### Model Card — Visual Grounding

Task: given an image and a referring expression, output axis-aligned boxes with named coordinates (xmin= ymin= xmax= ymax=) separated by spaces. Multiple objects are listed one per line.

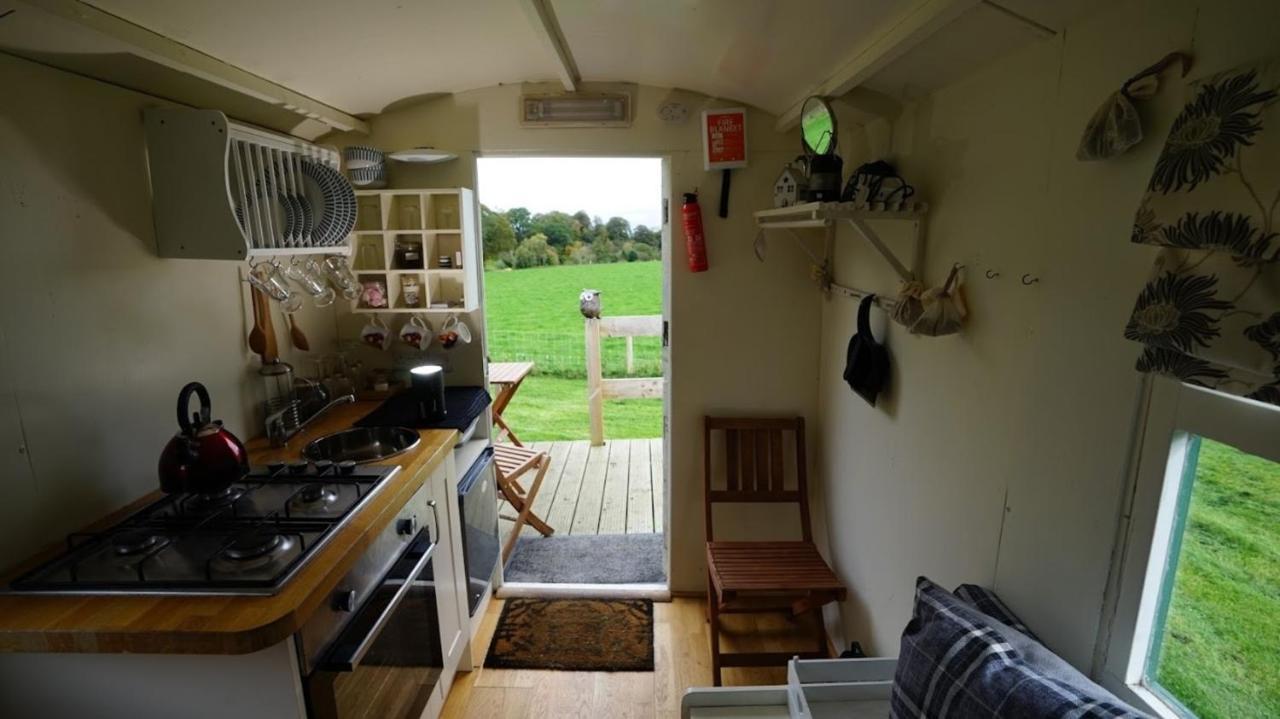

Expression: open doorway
xmin=477 ymin=156 xmax=667 ymax=593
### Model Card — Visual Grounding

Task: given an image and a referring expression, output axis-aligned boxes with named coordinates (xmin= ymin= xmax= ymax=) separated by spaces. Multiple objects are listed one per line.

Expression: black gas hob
xmin=7 ymin=462 xmax=397 ymax=595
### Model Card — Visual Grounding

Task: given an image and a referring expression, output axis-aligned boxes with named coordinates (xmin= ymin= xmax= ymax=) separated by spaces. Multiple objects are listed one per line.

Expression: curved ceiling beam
xmin=774 ymin=0 xmax=980 ymax=131
xmin=522 ymin=0 xmax=580 ymax=92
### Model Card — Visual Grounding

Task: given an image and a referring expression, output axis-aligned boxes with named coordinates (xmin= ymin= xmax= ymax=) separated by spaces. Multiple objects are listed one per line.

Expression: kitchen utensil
xmin=361 ymin=317 xmax=390 ymax=350
xmin=158 ymin=382 xmax=250 ymax=494
xmin=342 ymin=145 xmax=384 ymax=170
xmin=286 ymin=257 xmax=336 ymax=307
xmin=400 ymin=316 xmax=431 ymax=350
xmin=248 ymin=260 xmax=304 ymax=313
xmin=248 ymin=287 xmax=268 ymax=359
xmin=387 ymin=147 xmax=458 ymax=163
xmin=322 ymin=256 xmax=360 ymax=300
xmin=261 ymin=291 xmax=280 ymax=363
xmin=300 ymin=159 xmax=357 ymax=246
xmin=287 ymin=313 xmax=310 ymax=351
xmin=410 ymin=365 xmax=447 ymax=422
xmin=437 ymin=315 xmax=471 ymax=349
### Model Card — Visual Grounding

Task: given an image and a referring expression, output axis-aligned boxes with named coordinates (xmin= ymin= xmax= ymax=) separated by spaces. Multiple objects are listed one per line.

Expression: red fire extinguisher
xmin=682 ymin=192 xmax=708 ymax=273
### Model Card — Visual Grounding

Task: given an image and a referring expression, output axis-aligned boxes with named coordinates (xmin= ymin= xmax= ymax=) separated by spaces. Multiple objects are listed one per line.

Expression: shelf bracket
xmin=844 ymin=217 xmax=915 ymax=282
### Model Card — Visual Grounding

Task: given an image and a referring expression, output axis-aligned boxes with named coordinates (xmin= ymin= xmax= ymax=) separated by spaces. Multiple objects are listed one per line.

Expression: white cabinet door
xmin=425 ymin=455 xmax=468 ymax=711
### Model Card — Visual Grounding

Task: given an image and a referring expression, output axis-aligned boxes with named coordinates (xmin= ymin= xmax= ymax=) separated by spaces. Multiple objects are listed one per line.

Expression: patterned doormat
xmin=485 ymin=598 xmax=654 ymax=671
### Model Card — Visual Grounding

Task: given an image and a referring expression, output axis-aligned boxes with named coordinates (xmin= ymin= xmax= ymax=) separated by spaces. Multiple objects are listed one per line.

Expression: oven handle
xmin=324 ymin=500 xmax=439 ymax=672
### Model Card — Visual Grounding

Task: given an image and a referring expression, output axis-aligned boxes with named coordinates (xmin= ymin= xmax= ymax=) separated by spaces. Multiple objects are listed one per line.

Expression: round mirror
xmin=800 ymin=96 xmax=837 ymax=155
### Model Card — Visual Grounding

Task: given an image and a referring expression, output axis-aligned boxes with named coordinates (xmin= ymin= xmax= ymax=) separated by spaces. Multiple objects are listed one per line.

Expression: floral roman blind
xmin=1125 ymin=60 xmax=1280 ymax=406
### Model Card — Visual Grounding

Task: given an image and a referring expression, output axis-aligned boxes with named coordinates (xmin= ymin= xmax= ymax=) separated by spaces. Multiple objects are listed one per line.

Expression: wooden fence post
xmin=585 ymin=317 xmax=605 ymax=446
xmin=625 ymin=336 xmax=635 ymax=375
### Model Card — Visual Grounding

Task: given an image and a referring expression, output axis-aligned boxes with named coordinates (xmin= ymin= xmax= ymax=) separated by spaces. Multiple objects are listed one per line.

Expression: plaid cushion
xmin=954 ymin=584 xmax=1040 ymax=641
xmin=892 ymin=577 xmax=1147 ymax=718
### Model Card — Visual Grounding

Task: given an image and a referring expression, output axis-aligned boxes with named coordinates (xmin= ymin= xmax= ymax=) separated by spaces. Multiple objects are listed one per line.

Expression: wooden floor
xmin=442 ymin=597 xmax=813 ymax=719
xmin=500 ymin=438 xmax=663 ymax=543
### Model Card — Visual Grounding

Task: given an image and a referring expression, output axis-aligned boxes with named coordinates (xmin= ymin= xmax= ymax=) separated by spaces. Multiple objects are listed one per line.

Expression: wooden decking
xmin=499 ymin=438 xmax=663 ymax=541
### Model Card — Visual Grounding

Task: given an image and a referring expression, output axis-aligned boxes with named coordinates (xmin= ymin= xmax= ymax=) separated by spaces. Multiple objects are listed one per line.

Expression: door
xmin=425 ymin=456 xmax=468 ymax=709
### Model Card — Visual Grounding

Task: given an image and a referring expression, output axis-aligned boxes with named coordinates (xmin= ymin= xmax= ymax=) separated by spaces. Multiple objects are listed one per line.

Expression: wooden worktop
xmin=0 ymin=402 xmax=458 ymax=655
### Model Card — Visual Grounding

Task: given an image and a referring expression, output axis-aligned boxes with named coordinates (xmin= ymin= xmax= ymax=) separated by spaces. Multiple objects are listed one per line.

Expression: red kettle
xmin=158 ymin=382 xmax=249 ymax=494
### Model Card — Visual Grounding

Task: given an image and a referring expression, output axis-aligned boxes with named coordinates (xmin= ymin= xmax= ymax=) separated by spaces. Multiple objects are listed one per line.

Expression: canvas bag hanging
xmin=911 ymin=264 xmax=966 ymax=337
xmin=890 ymin=280 xmax=926 ymax=328
xmin=1077 ymin=52 xmax=1192 ymax=161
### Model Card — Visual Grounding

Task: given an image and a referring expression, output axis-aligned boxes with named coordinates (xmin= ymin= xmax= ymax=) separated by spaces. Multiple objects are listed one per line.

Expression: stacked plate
xmin=300 ymin=159 xmax=358 ymax=245
xmin=343 ymin=145 xmax=388 ymax=189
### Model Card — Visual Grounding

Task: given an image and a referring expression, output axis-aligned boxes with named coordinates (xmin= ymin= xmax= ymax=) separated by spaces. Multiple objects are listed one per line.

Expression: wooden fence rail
xmin=585 ymin=315 xmax=663 ymax=446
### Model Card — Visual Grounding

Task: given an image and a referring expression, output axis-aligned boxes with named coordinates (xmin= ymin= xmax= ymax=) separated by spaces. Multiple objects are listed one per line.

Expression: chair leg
xmin=813 ymin=608 xmax=829 ymax=658
xmin=708 ymin=572 xmax=722 ymax=687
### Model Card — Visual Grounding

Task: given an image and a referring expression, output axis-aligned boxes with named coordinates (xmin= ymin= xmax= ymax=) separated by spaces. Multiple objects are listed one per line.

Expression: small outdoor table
xmin=488 ymin=361 xmax=535 ymax=447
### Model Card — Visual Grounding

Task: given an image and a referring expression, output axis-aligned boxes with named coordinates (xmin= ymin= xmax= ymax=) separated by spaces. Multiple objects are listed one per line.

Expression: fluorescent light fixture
xmin=521 ymin=93 xmax=631 ymax=127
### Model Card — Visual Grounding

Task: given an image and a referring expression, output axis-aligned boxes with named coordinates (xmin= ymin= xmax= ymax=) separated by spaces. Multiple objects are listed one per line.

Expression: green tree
xmin=512 ymin=233 xmax=559 ymax=268
xmin=622 ymin=241 xmax=658 ymax=262
xmin=632 ymin=224 xmax=659 ymax=248
xmin=605 ymin=216 xmax=632 ymax=244
xmin=529 ymin=211 xmax=577 ymax=249
xmin=480 ymin=204 xmax=516 ymax=266
xmin=564 ymin=241 xmax=596 ymax=264
xmin=505 ymin=207 xmax=532 ymax=240
xmin=572 ymin=211 xmax=593 ymax=236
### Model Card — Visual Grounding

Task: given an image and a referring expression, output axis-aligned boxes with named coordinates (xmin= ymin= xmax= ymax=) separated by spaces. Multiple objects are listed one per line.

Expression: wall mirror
xmin=800 ymin=96 xmax=837 ymax=155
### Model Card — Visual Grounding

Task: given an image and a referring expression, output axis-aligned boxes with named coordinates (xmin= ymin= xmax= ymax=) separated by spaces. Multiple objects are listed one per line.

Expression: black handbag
xmin=843 ymin=295 xmax=890 ymax=406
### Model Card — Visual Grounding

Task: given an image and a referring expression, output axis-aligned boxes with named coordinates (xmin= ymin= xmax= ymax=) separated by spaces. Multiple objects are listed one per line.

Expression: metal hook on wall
xmin=1021 ymin=273 xmax=1040 ymax=286
xmin=985 ymin=269 xmax=1000 ymax=280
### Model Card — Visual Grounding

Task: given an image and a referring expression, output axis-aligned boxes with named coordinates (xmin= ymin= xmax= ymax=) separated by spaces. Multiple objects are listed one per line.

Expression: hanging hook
xmin=985 ymin=269 xmax=1000 ymax=279
xmin=1021 ymin=274 xmax=1040 ymax=286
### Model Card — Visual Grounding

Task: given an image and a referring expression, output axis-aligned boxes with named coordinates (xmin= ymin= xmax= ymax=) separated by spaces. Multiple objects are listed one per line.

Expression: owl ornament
xmin=579 ymin=289 xmax=602 ymax=319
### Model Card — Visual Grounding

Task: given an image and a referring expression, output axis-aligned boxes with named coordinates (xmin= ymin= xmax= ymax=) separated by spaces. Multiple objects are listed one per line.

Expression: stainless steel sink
xmin=301 ymin=426 xmax=421 ymax=464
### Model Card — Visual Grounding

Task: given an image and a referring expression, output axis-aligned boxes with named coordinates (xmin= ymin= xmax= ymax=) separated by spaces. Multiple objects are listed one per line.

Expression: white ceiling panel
xmin=85 ymin=0 xmax=562 ymax=115
xmin=553 ymin=0 xmax=905 ymax=115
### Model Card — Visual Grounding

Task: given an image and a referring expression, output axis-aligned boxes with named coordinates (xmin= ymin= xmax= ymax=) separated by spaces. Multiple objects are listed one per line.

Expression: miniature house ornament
xmin=773 ymin=166 xmax=807 ymax=208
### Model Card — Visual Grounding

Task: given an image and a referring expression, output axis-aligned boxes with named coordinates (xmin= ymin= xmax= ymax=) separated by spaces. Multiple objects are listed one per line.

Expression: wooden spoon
xmin=287 ymin=313 xmax=310 ymax=352
xmin=261 ymin=293 xmax=280 ymax=364
xmin=248 ymin=287 xmax=267 ymax=359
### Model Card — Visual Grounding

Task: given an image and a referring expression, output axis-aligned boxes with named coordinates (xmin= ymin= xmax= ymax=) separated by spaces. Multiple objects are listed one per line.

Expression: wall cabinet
xmin=350 ymin=189 xmax=481 ymax=314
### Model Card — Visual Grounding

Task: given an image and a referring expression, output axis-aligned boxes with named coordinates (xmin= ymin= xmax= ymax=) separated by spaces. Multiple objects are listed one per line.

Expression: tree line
xmin=481 ymin=205 xmax=660 ymax=269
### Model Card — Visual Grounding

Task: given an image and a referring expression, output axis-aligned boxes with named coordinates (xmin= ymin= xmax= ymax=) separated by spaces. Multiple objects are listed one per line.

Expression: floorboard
xmin=651 ymin=439 xmax=664 ymax=533
xmin=597 ymin=440 xmax=631 ymax=534
xmin=569 ymin=443 xmax=610 ymax=535
xmin=442 ymin=596 xmax=798 ymax=719
xmin=627 ymin=439 xmax=654 ymax=534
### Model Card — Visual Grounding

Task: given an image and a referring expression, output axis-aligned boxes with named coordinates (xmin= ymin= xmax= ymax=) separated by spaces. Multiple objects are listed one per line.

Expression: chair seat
xmin=493 ymin=443 xmax=542 ymax=475
xmin=707 ymin=541 xmax=846 ymax=596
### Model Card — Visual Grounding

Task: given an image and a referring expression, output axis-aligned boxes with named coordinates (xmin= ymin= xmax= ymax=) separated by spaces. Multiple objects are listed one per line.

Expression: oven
xmin=305 ymin=493 xmax=444 ymax=719
xmin=456 ymin=447 xmax=497 ymax=616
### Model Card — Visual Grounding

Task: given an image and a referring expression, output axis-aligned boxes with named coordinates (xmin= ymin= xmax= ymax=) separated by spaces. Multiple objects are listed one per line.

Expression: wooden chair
xmin=493 ymin=444 xmax=555 ymax=563
xmin=703 ymin=416 xmax=846 ymax=686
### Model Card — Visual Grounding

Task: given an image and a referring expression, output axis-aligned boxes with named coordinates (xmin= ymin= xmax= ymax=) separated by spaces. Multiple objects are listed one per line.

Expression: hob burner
xmin=181 ymin=486 xmax=245 ymax=514
xmin=111 ymin=531 xmax=166 ymax=557
xmin=293 ymin=484 xmax=340 ymax=508
xmin=223 ymin=532 xmax=285 ymax=562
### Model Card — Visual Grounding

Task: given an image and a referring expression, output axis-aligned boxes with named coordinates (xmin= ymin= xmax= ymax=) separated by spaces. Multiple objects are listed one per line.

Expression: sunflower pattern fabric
xmin=1126 ymin=60 xmax=1280 ymax=406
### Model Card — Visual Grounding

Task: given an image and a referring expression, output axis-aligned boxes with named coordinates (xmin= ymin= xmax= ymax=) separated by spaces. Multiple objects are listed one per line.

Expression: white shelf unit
xmin=350 ymin=188 xmax=481 ymax=314
xmin=755 ymin=201 xmax=928 ymax=309
xmin=143 ymin=108 xmax=353 ymax=260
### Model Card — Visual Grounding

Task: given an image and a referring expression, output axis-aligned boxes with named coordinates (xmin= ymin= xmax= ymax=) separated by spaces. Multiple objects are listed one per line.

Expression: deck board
xmin=499 ymin=438 xmax=663 ymax=543
xmin=626 ymin=440 xmax=653 ymax=533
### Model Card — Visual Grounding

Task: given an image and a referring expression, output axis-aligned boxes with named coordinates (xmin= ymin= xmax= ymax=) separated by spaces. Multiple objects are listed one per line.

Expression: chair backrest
xmin=703 ymin=416 xmax=811 ymax=543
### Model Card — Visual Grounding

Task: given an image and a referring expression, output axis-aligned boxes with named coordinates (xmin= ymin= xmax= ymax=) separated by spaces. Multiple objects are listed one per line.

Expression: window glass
xmin=1145 ymin=436 xmax=1280 ymax=718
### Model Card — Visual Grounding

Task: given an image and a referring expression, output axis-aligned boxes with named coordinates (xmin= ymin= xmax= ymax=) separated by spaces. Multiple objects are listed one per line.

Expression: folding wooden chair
xmin=493 ymin=444 xmax=555 ymax=563
xmin=703 ymin=416 xmax=846 ymax=686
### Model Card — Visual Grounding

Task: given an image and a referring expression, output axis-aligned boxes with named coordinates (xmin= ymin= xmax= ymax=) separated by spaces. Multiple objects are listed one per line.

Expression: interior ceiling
xmin=78 ymin=0 xmax=1105 ymax=121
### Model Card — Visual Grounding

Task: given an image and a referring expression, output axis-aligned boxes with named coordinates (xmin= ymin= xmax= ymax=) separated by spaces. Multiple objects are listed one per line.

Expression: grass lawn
xmin=1153 ymin=437 xmax=1280 ymax=718
xmin=485 ymin=262 xmax=663 ymax=441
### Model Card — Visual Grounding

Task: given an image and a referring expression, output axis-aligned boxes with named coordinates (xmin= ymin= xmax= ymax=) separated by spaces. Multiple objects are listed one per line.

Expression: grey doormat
xmin=504 ymin=533 xmax=666 ymax=584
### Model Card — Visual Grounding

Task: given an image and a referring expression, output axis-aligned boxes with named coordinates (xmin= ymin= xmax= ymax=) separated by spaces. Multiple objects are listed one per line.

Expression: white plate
xmin=387 ymin=147 xmax=458 ymax=164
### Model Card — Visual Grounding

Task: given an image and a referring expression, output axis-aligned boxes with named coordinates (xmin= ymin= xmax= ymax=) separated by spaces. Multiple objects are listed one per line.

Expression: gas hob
xmin=7 ymin=462 xmax=397 ymax=596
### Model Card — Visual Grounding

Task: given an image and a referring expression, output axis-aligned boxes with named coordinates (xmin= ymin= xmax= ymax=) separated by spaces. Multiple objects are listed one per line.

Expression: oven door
xmin=457 ymin=447 xmax=498 ymax=615
xmin=307 ymin=523 xmax=443 ymax=719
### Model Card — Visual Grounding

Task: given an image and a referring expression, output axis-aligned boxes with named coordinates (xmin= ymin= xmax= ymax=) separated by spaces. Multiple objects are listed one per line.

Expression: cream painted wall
xmin=813 ymin=0 xmax=1280 ymax=669
xmin=324 ymin=83 xmax=823 ymax=591
xmin=0 ymin=53 xmax=336 ymax=570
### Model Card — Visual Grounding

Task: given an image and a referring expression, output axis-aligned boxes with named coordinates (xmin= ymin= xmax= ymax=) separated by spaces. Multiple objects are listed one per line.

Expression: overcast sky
xmin=477 ymin=157 xmax=663 ymax=229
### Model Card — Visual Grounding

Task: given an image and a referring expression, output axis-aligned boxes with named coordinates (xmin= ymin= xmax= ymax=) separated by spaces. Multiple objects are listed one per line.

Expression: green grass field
xmin=1153 ymin=437 xmax=1280 ymax=718
xmin=485 ymin=262 xmax=663 ymax=441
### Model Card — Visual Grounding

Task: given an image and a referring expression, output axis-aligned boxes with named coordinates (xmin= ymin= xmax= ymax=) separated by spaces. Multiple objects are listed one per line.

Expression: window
xmin=1101 ymin=380 xmax=1280 ymax=719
